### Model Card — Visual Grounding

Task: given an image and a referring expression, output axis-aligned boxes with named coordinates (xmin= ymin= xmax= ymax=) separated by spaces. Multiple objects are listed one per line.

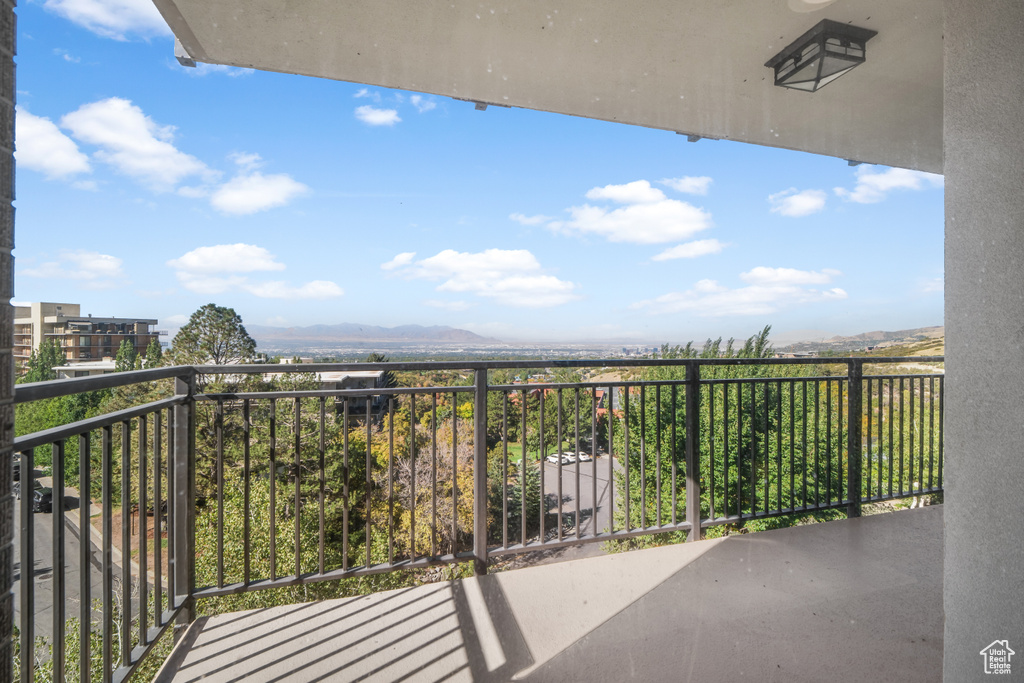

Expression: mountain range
xmin=247 ymin=323 xmax=501 ymax=344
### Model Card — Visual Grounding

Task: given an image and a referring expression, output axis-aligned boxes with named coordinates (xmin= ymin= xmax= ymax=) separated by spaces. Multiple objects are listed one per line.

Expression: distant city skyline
xmin=13 ymin=1 xmax=944 ymax=346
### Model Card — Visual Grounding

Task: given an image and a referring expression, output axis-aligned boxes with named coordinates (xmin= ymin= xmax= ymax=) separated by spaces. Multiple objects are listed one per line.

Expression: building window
xmin=79 ymin=336 xmax=91 ymax=347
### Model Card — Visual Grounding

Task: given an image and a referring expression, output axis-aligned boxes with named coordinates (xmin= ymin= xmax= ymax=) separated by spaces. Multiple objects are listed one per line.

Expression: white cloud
xmin=387 ymin=248 xmax=579 ymax=308
xmin=920 ymin=277 xmax=943 ymax=294
xmin=548 ymin=180 xmax=712 ymax=244
xmin=209 ymin=172 xmax=309 ymax=215
xmin=53 ymin=48 xmax=80 ymax=63
xmin=586 ymin=180 xmax=664 ymax=204
xmin=229 ymin=152 xmax=263 ymax=171
xmin=835 ymin=165 xmax=945 ymax=204
xmin=423 ymin=299 xmax=473 ymax=311
xmin=768 ymin=188 xmax=827 ymax=217
xmin=15 ymin=107 xmax=92 ymax=180
xmin=381 ymin=252 xmax=416 ymax=271
xmin=243 ymin=280 xmax=343 ymax=299
xmin=509 ymin=213 xmax=551 ymax=226
xmin=184 ymin=63 xmax=255 ymax=78
xmin=61 ymin=97 xmax=212 ymax=191
xmin=355 ymin=105 xmax=401 ymax=126
xmin=167 ymin=244 xmax=342 ymax=300
xmin=633 ymin=267 xmax=846 ymax=317
xmin=164 ymin=314 xmax=189 ymax=326
xmin=353 ymin=88 xmax=379 ymax=101
xmin=660 ymin=176 xmax=713 ymax=195
xmin=43 ymin=0 xmax=171 ymax=40
xmin=20 ymin=249 xmax=124 ymax=289
xmin=167 ymin=244 xmax=286 ymax=274
xmin=410 ymin=95 xmax=437 ymax=113
xmin=740 ymin=266 xmax=841 ymax=286
xmin=652 ymin=239 xmax=727 ymax=261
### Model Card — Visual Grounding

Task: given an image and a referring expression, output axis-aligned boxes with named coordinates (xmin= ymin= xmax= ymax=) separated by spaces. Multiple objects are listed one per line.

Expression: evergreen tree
xmin=114 ymin=339 xmax=137 ymax=372
xmin=169 ymin=303 xmax=257 ymax=367
xmin=21 ymin=338 xmax=65 ymax=384
xmin=144 ymin=337 xmax=163 ymax=367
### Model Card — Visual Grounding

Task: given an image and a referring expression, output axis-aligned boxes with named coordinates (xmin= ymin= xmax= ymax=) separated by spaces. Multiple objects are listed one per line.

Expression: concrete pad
xmin=160 ymin=506 xmax=942 ymax=682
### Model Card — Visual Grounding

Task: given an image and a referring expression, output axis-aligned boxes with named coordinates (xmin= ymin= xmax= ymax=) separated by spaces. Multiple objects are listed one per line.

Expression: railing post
xmin=172 ymin=371 xmax=196 ymax=635
xmin=685 ymin=362 xmax=701 ymax=541
xmin=847 ymin=360 xmax=863 ymax=518
xmin=473 ymin=368 xmax=488 ymax=575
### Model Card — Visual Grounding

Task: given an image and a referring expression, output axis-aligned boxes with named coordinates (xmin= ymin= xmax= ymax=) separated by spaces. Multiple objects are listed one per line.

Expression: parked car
xmin=545 ymin=453 xmax=575 ymax=465
xmin=14 ymin=482 xmax=53 ymax=513
xmin=577 ymin=451 xmax=593 ymax=462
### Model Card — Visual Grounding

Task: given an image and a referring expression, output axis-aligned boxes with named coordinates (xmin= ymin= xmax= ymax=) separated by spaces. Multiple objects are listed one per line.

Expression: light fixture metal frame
xmin=765 ymin=19 xmax=877 ymax=92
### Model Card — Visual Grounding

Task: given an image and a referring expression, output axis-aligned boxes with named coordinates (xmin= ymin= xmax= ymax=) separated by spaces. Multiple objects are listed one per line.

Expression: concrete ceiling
xmin=153 ymin=0 xmax=942 ymax=173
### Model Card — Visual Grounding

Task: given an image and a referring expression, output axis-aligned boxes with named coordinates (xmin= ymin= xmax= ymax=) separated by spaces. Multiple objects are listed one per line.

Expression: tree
xmin=22 ymin=338 xmax=66 ymax=384
xmin=114 ymin=339 xmax=137 ymax=372
xmin=144 ymin=337 xmax=163 ymax=367
xmin=169 ymin=304 xmax=257 ymax=366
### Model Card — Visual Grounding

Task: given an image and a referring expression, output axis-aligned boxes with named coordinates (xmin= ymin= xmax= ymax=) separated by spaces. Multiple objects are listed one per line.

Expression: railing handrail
xmin=13 ymin=355 xmax=944 ymax=404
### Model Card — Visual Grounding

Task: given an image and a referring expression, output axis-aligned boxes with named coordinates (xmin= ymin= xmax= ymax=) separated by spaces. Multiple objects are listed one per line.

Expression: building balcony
xmin=12 ymin=357 xmax=944 ymax=682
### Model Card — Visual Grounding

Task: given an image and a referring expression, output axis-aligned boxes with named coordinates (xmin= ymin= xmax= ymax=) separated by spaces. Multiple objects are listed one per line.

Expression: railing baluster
xmin=19 ymin=448 xmax=34 ymax=683
xmin=684 ymin=363 xmax=700 ymax=540
xmin=101 ymin=427 xmax=112 ymax=682
xmin=216 ymin=400 xmax=224 ymax=588
xmin=707 ymin=384 xmax=714 ymax=522
xmin=638 ymin=384 xmax=645 ymax=530
xmin=928 ymin=377 xmax=935 ymax=490
xmin=623 ymin=387 xmax=630 ymax=531
xmin=366 ymin=396 xmax=373 ymax=568
xmin=937 ymin=376 xmax=944 ymax=490
xmin=776 ymin=380 xmax=782 ymax=513
xmin=556 ymin=388 xmax=564 ymax=541
xmin=121 ymin=421 xmax=132 ymax=669
xmin=53 ymin=439 xmax=66 ymax=681
xmin=672 ymin=384 xmax=680 ymax=524
xmin=450 ymin=391 xmax=458 ymax=557
xmin=430 ymin=394 xmax=437 ymax=557
xmin=318 ymin=398 xmax=326 ymax=574
xmin=789 ymin=381 xmax=795 ymax=512
xmin=574 ymin=387 xmax=581 ymax=540
xmin=590 ymin=387 xmax=598 ymax=538
xmin=295 ymin=398 xmax=302 ymax=578
xmin=154 ymin=412 xmax=163 ymax=625
xmin=270 ymin=398 xmax=277 ymax=581
xmin=342 ymin=398 xmax=350 ymax=570
xmin=388 ymin=396 xmax=395 ymax=566
xmin=607 ymin=386 xmax=615 ymax=534
xmin=473 ymin=370 xmax=488 ymax=574
xmin=654 ymin=385 xmax=661 ymax=528
xmin=409 ymin=394 xmax=416 ymax=561
xmin=847 ymin=363 xmax=863 ymax=517
xmin=243 ymin=400 xmax=250 ymax=586
xmin=502 ymin=391 xmax=509 ymax=549
xmin=80 ymin=433 xmax=92 ymax=683
xmin=539 ymin=391 xmax=546 ymax=540
xmin=522 ymin=389 xmax=529 ymax=545
xmin=139 ymin=415 xmax=148 ymax=647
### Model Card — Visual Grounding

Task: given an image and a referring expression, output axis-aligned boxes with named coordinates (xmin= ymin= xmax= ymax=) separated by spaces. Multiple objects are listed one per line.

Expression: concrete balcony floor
xmin=158 ymin=506 xmax=942 ymax=682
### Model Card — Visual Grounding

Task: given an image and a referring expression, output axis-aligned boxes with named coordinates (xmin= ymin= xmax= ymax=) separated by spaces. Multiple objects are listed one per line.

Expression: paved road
xmin=13 ymin=488 xmax=114 ymax=646
xmin=541 ymin=455 xmax=621 ymax=536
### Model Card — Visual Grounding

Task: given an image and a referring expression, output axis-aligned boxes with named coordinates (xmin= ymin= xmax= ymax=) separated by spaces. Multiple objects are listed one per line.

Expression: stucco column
xmin=0 ymin=0 xmax=13 ymax=680
xmin=944 ymin=2 xmax=1024 ymax=681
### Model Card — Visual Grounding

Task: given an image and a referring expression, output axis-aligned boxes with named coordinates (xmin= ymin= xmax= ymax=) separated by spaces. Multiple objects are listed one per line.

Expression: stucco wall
xmin=0 ymin=0 xmax=13 ymax=679
xmin=944 ymin=2 xmax=1024 ymax=680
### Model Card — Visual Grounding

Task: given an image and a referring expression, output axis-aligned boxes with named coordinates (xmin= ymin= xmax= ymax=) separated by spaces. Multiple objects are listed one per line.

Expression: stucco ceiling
xmin=153 ymin=0 xmax=942 ymax=173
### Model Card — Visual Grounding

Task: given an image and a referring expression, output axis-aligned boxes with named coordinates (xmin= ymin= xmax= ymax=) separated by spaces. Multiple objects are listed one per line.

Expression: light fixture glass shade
xmin=765 ymin=19 xmax=877 ymax=92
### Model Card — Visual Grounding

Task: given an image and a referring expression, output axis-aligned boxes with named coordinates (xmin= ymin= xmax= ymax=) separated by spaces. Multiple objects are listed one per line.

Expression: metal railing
xmin=11 ymin=356 xmax=943 ymax=682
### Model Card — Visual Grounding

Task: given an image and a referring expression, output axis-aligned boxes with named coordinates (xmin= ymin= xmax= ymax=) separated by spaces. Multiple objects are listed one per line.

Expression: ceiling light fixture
xmin=765 ymin=19 xmax=877 ymax=92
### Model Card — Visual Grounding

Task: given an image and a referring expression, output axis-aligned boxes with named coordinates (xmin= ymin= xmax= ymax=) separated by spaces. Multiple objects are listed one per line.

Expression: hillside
xmin=779 ymin=326 xmax=944 ymax=355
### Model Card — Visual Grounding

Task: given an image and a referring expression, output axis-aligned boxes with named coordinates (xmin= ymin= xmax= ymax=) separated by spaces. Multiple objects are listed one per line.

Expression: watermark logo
xmin=980 ymin=640 xmax=1015 ymax=675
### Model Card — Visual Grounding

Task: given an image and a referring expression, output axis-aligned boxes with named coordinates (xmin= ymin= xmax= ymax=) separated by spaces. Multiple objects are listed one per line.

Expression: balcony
xmin=12 ymin=357 xmax=944 ymax=682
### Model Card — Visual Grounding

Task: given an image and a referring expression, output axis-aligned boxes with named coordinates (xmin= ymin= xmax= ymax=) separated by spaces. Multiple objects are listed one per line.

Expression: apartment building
xmin=13 ymin=302 xmax=163 ymax=368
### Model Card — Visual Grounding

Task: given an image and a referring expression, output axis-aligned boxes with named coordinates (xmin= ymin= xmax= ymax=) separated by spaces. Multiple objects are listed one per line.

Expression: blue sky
xmin=12 ymin=0 xmax=945 ymax=345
